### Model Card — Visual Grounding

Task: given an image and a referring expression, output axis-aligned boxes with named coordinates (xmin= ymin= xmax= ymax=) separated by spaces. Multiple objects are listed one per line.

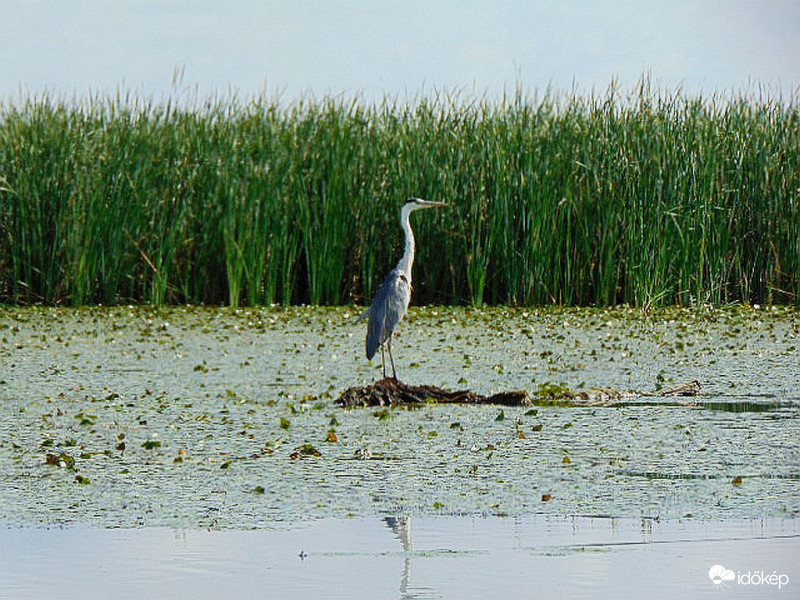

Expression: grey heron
xmin=364 ymin=197 xmax=446 ymax=380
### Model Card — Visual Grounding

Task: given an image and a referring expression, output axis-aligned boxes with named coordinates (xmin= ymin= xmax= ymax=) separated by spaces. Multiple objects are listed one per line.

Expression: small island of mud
xmin=336 ymin=378 xmax=701 ymax=408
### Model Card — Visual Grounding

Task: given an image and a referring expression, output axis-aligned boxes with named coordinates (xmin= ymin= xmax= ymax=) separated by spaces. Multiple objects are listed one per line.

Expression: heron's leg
xmin=380 ymin=344 xmax=387 ymax=379
xmin=388 ymin=336 xmax=397 ymax=380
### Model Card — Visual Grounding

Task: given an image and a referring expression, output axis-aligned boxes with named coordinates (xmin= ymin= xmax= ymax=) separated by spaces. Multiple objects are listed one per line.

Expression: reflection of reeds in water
xmin=2 ymin=82 xmax=797 ymax=306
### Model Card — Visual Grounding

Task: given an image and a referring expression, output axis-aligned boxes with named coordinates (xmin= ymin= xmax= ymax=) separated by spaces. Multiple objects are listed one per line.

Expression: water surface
xmin=1 ymin=515 xmax=798 ymax=600
xmin=0 ymin=306 xmax=798 ymax=597
xmin=1 ymin=306 xmax=797 ymax=525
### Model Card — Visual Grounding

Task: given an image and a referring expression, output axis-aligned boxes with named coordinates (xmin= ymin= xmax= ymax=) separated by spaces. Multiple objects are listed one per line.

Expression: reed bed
xmin=1 ymin=84 xmax=798 ymax=307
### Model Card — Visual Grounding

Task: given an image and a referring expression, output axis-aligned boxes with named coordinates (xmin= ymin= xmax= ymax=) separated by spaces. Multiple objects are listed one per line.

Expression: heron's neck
xmin=396 ymin=208 xmax=415 ymax=281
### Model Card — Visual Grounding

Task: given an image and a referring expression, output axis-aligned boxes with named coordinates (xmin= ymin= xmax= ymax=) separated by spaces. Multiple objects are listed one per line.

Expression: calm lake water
xmin=1 ymin=516 xmax=798 ymax=599
xmin=1 ymin=305 xmax=798 ymax=597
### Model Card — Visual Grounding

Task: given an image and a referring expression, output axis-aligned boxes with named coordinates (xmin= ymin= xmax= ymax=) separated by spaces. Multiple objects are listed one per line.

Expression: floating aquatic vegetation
xmin=290 ymin=444 xmax=322 ymax=459
xmin=45 ymin=453 xmax=75 ymax=470
xmin=0 ymin=305 xmax=797 ymax=528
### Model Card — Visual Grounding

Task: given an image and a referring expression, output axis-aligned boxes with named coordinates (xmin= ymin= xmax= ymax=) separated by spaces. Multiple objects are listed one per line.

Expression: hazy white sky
xmin=2 ymin=1 xmax=799 ymax=103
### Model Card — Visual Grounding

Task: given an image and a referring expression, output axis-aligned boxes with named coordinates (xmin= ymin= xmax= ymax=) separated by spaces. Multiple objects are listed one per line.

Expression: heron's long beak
xmin=421 ymin=200 xmax=447 ymax=208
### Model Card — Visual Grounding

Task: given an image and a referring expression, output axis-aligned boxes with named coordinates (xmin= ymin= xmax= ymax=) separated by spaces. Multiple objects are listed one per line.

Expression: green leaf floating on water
xmin=45 ymin=452 xmax=76 ymax=470
xmin=291 ymin=444 xmax=322 ymax=459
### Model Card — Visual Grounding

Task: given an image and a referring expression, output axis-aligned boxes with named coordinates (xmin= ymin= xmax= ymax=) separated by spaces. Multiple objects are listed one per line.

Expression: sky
xmin=2 ymin=0 xmax=799 ymax=104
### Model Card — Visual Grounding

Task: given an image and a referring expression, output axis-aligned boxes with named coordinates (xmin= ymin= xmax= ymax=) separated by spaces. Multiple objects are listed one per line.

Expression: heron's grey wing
xmin=366 ymin=269 xmax=411 ymax=360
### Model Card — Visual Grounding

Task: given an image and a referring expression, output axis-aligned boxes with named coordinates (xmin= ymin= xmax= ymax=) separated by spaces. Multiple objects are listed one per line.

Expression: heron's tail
xmin=365 ymin=312 xmax=384 ymax=360
xmin=366 ymin=329 xmax=380 ymax=360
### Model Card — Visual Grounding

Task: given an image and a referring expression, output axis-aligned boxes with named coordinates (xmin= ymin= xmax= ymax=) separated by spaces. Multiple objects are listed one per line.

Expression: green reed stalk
xmin=0 ymin=83 xmax=797 ymax=307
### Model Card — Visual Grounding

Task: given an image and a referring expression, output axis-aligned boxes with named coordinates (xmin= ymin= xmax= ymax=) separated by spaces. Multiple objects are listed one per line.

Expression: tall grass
xmin=1 ymin=83 xmax=798 ymax=307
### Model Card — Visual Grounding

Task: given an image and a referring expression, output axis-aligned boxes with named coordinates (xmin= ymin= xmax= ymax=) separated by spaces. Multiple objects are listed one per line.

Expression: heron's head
xmin=404 ymin=197 xmax=447 ymax=212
